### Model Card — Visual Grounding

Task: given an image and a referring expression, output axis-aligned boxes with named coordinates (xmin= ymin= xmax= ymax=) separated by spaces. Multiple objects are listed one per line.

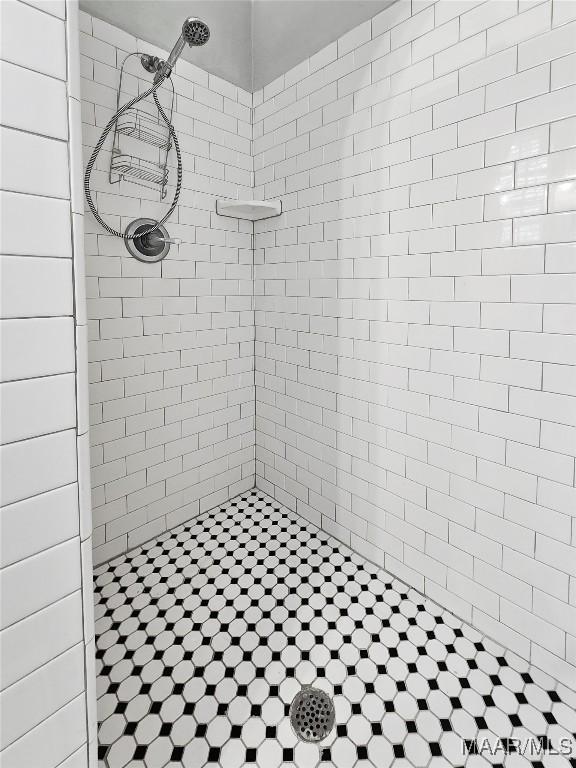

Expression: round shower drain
xmin=290 ymin=687 xmax=335 ymax=743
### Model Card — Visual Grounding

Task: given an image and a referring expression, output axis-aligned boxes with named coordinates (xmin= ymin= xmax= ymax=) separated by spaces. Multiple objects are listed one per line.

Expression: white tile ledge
xmin=216 ymin=199 xmax=282 ymax=220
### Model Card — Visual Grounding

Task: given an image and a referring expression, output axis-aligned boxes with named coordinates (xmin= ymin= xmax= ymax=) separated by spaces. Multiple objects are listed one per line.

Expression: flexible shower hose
xmin=84 ymin=77 xmax=182 ymax=240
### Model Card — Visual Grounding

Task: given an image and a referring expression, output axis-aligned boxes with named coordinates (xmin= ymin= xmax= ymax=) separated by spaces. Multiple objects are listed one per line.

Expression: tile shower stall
xmin=1 ymin=0 xmax=576 ymax=767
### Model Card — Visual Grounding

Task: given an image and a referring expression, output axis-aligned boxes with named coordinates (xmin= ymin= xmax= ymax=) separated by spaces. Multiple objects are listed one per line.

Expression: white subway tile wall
xmin=79 ymin=14 xmax=255 ymax=565
xmin=2 ymin=0 xmax=575 ymax=760
xmin=0 ymin=0 xmax=94 ymax=765
xmin=253 ymin=0 xmax=576 ymax=684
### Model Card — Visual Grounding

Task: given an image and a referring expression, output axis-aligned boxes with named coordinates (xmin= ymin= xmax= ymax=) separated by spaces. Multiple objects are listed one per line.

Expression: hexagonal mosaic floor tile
xmin=95 ymin=490 xmax=576 ymax=767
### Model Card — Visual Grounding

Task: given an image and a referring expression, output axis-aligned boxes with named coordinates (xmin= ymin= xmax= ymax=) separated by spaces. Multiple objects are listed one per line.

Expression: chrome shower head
xmin=154 ymin=16 xmax=210 ymax=81
xmin=182 ymin=17 xmax=210 ymax=46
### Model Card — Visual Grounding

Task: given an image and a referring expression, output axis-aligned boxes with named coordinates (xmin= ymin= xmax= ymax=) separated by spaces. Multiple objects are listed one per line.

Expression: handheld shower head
xmin=154 ymin=17 xmax=210 ymax=81
xmin=182 ymin=17 xmax=210 ymax=46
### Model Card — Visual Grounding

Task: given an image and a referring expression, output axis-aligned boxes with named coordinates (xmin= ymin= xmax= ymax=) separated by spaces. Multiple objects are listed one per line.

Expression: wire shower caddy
xmin=108 ymin=52 xmax=175 ymax=199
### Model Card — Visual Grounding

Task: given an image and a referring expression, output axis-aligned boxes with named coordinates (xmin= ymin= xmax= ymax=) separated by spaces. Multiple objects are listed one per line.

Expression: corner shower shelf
xmin=216 ymin=199 xmax=282 ymax=221
xmin=110 ymin=153 xmax=168 ymax=188
xmin=115 ymin=107 xmax=172 ymax=150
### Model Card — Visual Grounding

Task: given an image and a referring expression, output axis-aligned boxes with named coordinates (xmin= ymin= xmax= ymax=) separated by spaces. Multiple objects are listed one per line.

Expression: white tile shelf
xmin=216 ymin=199 xmax=282 ymax=221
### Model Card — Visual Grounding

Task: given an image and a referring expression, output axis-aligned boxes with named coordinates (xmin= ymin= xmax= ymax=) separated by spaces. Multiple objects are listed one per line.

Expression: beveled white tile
xmin=0 ymin=429 xmax=77 ymax=507
xmin=517 ymin=148 xmax=576 ymax=188
xmin=0 ymin=0 xmax=66 ymax=79
xmin=0 ymin=373 xmax=76 ymax=444
xmin=0 ymin=61 xmax=68 ymax=139
xmin=487 ymin=63 xmax=550 ymax=112
xmin=459 ymin=47 xmax=517 ymax=93
xmin=487 ymin=2 xmax=551 ymax=55
xmin=0 ymin=191 xmax=72 ymax=258
xmin=21 ymin=0 xmax=65 ymax=17
xmin=485 ymin=125 xmax=549 ymax=166
xmin=0 ymin=484 xmax=79 ymax=569
xmin=0 ymin=643 xmax=85 ymax=749
xmin=484 ymin=186 xmax=548 ymax=220
xmin=551 ymin=117 xmax=576 ymax=152
xmin=0 ymin=694 xmax=87 ymax=768
xmin=518 ymin=18 xmax=576 ymax=69
xmin=0 ymin=256 xmax=73 ymax=319
xmin=549 ymin=179 xmax=576 ymax=212
xmin=0 ymin=537 xmax=81 ymax=628
xmin=517 ymin=84 xmax=576 ymax=129
xmin=514 ymin=211 xmax=576 ymax=245
xmin=0 ymin=317 xmax=75 ymax=382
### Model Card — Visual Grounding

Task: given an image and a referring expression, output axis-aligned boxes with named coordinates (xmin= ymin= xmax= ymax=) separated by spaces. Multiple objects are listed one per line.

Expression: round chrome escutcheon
xmin=124 ymin=218 xmax=172 ymax=263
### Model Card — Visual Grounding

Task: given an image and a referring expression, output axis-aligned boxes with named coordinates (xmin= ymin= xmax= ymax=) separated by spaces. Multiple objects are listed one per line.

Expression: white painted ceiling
xmin=79 ymin=0 xmax=396 ymax=92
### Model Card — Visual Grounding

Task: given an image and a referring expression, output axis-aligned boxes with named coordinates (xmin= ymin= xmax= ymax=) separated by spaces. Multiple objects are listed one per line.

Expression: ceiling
xmin=79 ymin=0 xmax=395 ymax=92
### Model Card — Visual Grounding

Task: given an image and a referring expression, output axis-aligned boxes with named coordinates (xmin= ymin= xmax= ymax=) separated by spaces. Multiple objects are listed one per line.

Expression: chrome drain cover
xmin=290 ymin=687 xmax=335 ymax=743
